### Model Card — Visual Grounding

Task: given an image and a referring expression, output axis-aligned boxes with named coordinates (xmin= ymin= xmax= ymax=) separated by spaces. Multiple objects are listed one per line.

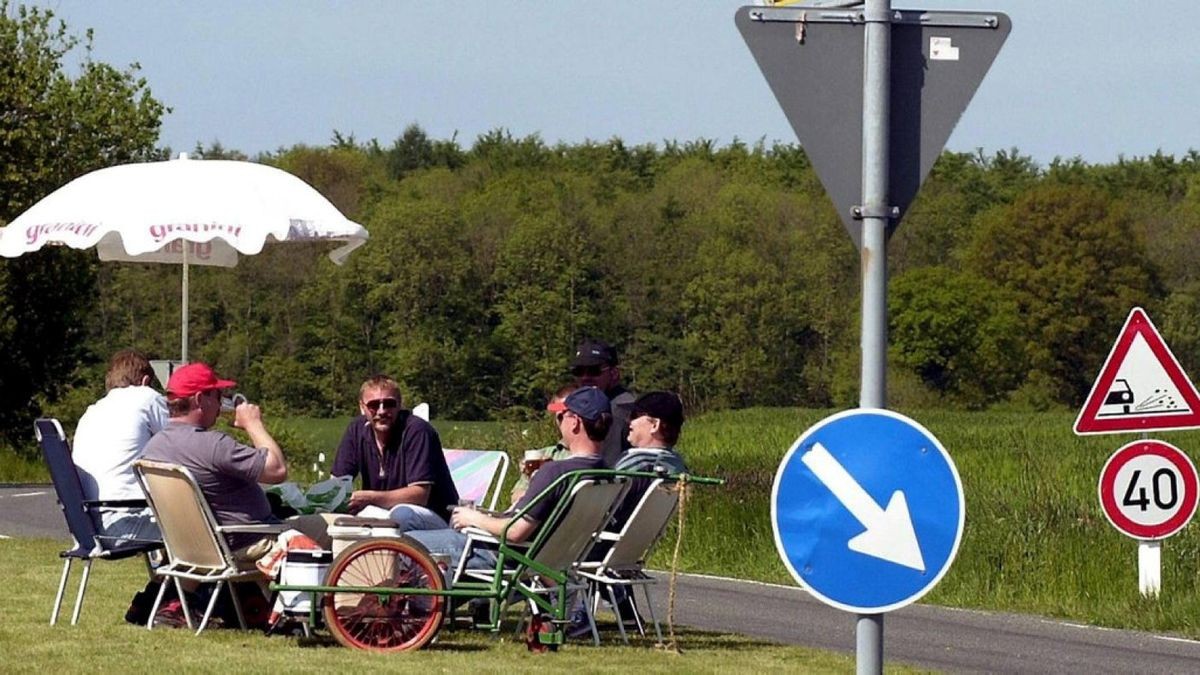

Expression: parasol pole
xmin=178 ymin=151 xmax=190 ymax=362
xmin=182 ymin=244 xmax=189 ymax=362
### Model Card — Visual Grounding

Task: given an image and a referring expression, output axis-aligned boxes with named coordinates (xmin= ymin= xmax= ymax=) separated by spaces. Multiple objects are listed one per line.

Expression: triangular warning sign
xmin=1074 ymin=307 xmax=1200 ymax=435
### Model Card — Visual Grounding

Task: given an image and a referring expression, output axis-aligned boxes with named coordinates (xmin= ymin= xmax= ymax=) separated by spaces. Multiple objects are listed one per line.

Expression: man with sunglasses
xmin=569 ymin=339 xmax=636 ymax=467
xmin=330 ymin=375 xmax=459 ymax=530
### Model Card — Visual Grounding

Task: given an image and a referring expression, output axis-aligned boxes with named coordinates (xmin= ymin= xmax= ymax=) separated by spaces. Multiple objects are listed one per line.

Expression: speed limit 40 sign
xmin=1098 ymin=440 xmax=1199 ymax=540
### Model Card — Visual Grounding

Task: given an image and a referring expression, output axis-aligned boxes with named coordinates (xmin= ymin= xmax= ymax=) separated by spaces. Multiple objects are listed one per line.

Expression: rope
xmin=660 ymin=474 xmax=690 ymax=654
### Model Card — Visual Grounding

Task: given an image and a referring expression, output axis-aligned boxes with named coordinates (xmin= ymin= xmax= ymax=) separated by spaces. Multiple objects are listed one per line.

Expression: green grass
xmin=0 ymin=538 xmax=901 ymax=673
xmin=10 ymin=407 xmax=1200 ymax=638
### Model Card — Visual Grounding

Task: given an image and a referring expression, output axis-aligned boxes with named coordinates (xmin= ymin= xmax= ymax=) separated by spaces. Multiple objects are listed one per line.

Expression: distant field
xmin=8 ymin=407 xmax=1200 ymax=637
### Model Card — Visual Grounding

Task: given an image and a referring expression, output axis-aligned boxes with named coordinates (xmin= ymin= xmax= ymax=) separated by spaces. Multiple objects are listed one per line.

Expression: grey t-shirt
xmin=142 ymin=421 xmax=272 ymax=528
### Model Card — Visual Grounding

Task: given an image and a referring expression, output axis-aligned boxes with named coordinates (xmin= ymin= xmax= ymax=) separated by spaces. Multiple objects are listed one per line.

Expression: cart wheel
xmin=525 ymin=613 xmax=561 ymax=653
xmin=322 ymin=538 xmax=445 ymax=652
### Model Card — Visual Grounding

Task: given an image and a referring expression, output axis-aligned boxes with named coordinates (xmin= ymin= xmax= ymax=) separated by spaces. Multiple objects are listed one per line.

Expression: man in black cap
xmin=569 ymin=339 xmax=636 ymax=467
xmin=615 ymin=391 xmax=688 ymax=477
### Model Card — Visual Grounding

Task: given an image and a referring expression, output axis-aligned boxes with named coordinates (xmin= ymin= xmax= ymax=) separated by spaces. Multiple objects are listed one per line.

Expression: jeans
xmin=406 ymin=528 xmax=498 ymax=571
xmin=98 ymin=508 xmax=161 ymax=549
xmin=356 ymin=503 xmax=449 ymax=531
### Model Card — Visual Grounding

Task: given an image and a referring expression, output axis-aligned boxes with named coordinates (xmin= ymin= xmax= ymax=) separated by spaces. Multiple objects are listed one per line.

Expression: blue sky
xmin=21 ymin=1 xmax=1200 ymax=165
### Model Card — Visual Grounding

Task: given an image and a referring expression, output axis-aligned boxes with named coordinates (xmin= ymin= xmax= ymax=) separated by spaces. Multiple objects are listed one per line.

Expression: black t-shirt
xmin=509 ymin=453 xmax=605 ymax=528
xmin=330 ymin=412 xmax=460 ymax=521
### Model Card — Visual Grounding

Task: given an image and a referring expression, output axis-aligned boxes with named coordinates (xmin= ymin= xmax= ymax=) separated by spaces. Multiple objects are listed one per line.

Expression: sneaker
xmin=565 ymin=607 xmax=593 ymax=640
xmin=468 ymin=598 xmax=492 ymax=627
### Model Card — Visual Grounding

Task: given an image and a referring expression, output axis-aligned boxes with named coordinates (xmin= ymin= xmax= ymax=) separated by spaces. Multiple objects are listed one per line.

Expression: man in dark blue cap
xmin=407 ymin=386 xmax=612 ymax=569
xmin=570 ymin=339 xmax=636 ymax=467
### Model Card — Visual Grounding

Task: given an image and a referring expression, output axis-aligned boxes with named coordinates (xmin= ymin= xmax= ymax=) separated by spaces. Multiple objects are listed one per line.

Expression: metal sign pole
xmin=858 ymin=0 xmax=891 ymax=673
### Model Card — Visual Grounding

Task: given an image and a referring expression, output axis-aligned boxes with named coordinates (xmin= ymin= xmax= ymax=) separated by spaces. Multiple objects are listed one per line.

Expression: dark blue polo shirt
xmin=331 ymin=412 xmax=459 ymax=521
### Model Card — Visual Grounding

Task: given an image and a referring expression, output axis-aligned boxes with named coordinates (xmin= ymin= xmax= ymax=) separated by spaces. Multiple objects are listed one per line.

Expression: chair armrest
xmin=596 ymin=531 xmax=619 ymax=542
xmin=460 ymin=526 xmax=500 ymax=544
xmin=85 ymin=498 xmax=149 ymax=509
xmin=331 ymin=516 xmax=396 ymax=528
xmin=217 ymin=523 xmax=289 ymax=534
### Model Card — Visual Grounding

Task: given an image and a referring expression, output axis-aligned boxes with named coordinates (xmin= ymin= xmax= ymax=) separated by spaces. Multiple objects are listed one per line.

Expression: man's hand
xmin=347 ymin=490 xmax=378 ymax=513
xmin=450 ymin=506 xmax=482 ymax=531
xmin=234 ymin=401 xmax=287 ymax=484
xmin=233 ymin=402 xmax=264 ymax=431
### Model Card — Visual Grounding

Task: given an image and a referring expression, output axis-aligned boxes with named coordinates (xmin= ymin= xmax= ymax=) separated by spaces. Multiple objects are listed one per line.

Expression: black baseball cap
xmin=630 ymin=391 xmax=685 ymax=429
xmin=569 ymin=339 xmax=618 ymax=368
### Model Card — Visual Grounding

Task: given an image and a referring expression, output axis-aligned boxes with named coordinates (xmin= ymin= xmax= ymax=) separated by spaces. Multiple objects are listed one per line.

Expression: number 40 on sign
xmin=1097 ymin=439 xmax=1199 ymax=596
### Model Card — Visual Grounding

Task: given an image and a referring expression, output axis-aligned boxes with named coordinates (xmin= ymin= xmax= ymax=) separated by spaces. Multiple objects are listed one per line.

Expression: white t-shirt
xmin=73 ymin=385 xmax=169 ymax=504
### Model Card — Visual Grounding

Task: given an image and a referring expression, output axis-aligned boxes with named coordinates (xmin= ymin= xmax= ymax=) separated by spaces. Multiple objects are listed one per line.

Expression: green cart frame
xmin=272 ymin=469 xmax=720 ymax=652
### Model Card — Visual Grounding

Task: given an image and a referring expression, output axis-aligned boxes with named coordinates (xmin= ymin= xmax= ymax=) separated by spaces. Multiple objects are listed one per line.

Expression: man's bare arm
xmin=451 ymin=508 xmax=536 ymax=544
xmin=235 ymin=403 xmax=287 ymax=483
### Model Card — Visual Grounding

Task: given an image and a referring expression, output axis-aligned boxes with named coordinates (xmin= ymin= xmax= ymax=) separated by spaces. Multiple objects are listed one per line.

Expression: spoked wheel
xmin=322 ymin=538 xmax=445 ymax=652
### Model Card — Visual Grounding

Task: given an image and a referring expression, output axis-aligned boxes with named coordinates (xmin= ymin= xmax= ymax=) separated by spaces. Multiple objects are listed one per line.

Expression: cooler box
xmin=328 ymin=517 xmax=403 ymax=557
xmin=278 ymin=549 xmax=332 ymax=615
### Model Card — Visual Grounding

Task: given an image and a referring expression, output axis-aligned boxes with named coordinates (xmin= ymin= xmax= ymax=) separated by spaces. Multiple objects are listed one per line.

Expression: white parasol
xmin=0 ymin=154 xmax=369 ymax=360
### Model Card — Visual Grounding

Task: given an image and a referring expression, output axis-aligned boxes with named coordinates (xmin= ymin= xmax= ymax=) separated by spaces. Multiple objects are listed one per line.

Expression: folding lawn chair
xmin=36 ymin=418 xmax=163 ymax=626
xmin=452 ymin=472 xmax=628 ymax=647
xmin=133 ymin=459 xmax=287 ymax=634
xmin=578 ymin=477 xmax=680 ymax=644
xmin=443 ymin=448 xmax=510 ymax=511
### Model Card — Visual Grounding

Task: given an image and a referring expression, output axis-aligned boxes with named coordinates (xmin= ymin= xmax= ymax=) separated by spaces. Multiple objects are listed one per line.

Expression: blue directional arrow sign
xmin=772 ymin=409 xmax=964 ymax=614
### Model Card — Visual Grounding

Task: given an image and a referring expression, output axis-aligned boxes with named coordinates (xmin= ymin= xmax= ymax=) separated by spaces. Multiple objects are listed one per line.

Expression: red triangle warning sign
xmin=1075 ymin=307 xmax=1200 ymax=435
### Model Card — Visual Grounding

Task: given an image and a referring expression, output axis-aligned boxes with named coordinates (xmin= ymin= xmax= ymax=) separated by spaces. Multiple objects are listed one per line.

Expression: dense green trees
xmin=13 ymin=122 xmax=1200 ymax=440
xmin=0 ymin=2 xmax=164 ymax=443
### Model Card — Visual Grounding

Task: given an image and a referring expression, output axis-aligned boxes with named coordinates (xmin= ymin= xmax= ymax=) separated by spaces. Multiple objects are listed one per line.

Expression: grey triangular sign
xmin=736 ymin=6 xmax=1011 ymax=248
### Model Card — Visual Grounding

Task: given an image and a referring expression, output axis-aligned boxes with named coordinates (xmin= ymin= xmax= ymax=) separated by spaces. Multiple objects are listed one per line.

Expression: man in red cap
xmin=142 ymin=362 xmax=329 ymax=551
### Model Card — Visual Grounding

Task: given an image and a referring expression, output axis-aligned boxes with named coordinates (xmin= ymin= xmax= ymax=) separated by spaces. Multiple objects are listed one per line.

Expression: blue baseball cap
xmin=564 ymin=386 xmax=610 ymax=422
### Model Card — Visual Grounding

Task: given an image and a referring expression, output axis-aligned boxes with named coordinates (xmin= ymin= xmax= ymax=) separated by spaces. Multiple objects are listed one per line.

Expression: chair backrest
xmin=36 ymin=418 xmax=100 ymax=554
xmin=133 ymin=459 xmax=232 ymax=572
xmin=603 ymin=480 xmax=680 ymax=570
xmin=531 ymin=479 xmax=627 ymax=571
xmin=444 ymin=448 xmax=510 ymax=510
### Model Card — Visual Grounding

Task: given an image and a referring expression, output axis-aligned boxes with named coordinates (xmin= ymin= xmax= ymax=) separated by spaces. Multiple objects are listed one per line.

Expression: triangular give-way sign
xmin=736 ymin=6 xmax=1011 ymax=248
xmin=1074 ymin=307 xmax=1200 ymax=435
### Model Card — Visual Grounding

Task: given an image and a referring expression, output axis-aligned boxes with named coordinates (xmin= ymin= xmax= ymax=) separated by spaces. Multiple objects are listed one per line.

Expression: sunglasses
xmin=571 ymin=365 xmax=609 ymax=377
xmin=364 ymin=398 xmax=399 ymax=412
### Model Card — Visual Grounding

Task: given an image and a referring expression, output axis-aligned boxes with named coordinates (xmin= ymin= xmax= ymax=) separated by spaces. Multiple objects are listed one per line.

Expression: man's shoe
xmin=469 ymin=598 xmax=492 ymax=627
xmin=565 ymin=606 xmax=593 ymax=640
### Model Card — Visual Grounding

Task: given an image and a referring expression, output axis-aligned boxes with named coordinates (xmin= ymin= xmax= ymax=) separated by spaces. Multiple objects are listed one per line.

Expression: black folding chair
xmin=36 ymin=418 xmax=162 ymax=625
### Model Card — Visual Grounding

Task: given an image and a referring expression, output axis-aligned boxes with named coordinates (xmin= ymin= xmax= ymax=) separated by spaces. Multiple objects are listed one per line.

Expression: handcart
xmin=272 ymin=469 xmax=721 ymax=652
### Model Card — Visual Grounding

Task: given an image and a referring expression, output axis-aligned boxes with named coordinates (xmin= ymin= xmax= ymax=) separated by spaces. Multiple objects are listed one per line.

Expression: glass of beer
xmin=522 ymin=449 xmax=547 ymax=476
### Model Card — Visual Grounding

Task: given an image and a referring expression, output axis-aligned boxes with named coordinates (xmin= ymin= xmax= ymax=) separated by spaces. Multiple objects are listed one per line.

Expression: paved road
xmin=7 ymin=486 xmax=1200 ymax=672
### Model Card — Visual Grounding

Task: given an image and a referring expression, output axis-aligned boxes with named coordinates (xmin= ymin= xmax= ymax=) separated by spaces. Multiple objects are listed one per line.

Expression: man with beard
xmin=331 ymin=375 xmax=459 ymax=530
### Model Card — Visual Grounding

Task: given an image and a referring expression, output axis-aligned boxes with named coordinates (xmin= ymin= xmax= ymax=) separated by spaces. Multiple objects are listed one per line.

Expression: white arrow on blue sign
xmin=772 ymin=408 xmax=965 ymax=614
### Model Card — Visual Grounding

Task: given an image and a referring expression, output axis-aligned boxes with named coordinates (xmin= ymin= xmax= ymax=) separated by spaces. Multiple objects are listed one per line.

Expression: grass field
xmin=0 ymin=539 xmax=901 ymax=673
xmin=8 ymin=407 xmax=1200 ymax=639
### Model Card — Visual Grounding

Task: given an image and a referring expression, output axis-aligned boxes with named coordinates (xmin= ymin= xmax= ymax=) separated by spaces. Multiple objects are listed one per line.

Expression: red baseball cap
xmin=546 ymin=399 xmax=567 ymax=413
xmin=166 ymin=363 xmax=236 ymax=400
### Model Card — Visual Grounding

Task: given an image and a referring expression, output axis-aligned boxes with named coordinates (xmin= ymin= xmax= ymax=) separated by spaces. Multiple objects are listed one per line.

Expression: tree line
xmin=3 ymin=2 xmax=1199 ymax=447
